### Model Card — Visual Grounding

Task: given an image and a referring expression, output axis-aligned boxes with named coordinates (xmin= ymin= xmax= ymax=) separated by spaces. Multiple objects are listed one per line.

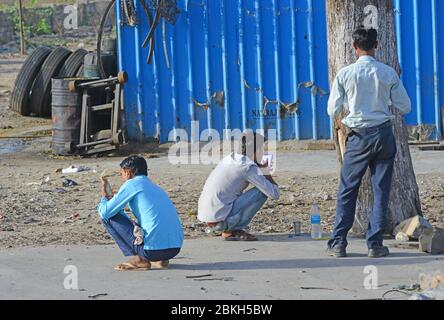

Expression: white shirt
xmin=198 ymin=153 xmax=280 ymax=223
xmin=328 ymin=55 xmax=411 ymax=128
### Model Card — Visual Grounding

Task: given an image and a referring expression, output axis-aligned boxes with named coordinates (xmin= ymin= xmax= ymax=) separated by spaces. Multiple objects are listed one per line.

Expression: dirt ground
xmin=1 ymin=53 xmax=444 ymax=250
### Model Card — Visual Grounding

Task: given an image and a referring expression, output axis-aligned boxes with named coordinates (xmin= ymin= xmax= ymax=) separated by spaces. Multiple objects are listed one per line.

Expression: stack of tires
xmin=10 ymin=46 xmax=88 ymax=118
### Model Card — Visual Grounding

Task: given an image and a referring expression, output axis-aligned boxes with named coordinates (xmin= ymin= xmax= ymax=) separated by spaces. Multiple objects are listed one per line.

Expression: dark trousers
xmin=328 ymin=122 xmax=396 ymax=250
xmin=102 ymin=213 xmax=180 ymax=261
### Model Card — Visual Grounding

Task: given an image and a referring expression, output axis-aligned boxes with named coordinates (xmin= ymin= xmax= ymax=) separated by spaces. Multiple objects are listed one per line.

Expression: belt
xmin=349 ymin=121 xmax=393 ymax=134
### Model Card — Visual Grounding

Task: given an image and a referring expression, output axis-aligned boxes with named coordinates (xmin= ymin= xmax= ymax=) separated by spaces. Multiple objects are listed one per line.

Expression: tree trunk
xmin=326 ymin=0 xmax=422 ymax=236
xmin=18 ymin=0 xmax=26 ymax=56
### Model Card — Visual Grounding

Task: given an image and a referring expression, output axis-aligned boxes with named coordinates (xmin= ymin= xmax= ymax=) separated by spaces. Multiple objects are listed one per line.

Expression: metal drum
xmin=102 ymin=38 xmax=117 ymax=55
xmin=83 ymin=52 xmax=116 ymax=78
xmin=51 ymin=78 xmax=82 ymax=155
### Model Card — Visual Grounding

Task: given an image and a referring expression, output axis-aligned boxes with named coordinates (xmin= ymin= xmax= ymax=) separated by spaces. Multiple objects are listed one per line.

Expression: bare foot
xmin=151 ymin=260 xmax=169 ymax=269
xmin=114 ymin=256 xmax=151 ymax=271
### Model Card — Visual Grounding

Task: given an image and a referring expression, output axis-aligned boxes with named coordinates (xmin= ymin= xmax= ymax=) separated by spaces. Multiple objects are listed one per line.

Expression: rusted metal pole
xmin=18 ymin=0 xmax=26 ymax=55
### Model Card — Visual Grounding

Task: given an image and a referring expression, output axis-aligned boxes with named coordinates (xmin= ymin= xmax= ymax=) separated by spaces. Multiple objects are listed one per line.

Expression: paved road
xmin=1 ymin=235 xmax=442 ymax=300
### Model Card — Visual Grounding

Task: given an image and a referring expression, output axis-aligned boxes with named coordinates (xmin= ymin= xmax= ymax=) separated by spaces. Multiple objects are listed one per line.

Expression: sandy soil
xmin=1 ymin=53 xmax=443 ymax=250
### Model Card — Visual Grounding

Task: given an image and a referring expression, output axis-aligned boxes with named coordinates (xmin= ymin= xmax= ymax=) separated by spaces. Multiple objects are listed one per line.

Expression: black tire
xmin=29 ymin=47 xmax=72 ymax=117
xmin=76 ymin=65 xmax=84 ymax=77
xmin=59 ymin=48 xmax=88 ymax=78
xmin=9 ymin=46 xmax=52 ymax=116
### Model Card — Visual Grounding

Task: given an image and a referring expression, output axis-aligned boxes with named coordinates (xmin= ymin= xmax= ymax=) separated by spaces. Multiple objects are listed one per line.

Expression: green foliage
xmin=35 ymin=17 xmax=51 ymax=35
xmin=28 ymin=0 xmax=39 ymax=8
xmin=7 ymin=5 xmax=54 ymax=36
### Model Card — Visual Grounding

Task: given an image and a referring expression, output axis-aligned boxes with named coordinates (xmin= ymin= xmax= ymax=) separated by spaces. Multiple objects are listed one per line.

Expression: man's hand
xmin=100 ymin=177 xmax=113 ymax=200
xmin=100 ymin=183 xmax=110 ymax=199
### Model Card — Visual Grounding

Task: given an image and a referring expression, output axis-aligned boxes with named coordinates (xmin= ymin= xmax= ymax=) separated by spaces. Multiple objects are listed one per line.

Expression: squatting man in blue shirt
xmin=327 ymin=27 xmax=411 ymax=258
xmin=97 ymin=155 xmax=184 ymax=271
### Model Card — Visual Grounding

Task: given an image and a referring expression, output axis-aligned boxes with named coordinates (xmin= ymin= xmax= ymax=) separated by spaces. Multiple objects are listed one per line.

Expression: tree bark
xmin=326 ymin=0 xmax=422 ymax=235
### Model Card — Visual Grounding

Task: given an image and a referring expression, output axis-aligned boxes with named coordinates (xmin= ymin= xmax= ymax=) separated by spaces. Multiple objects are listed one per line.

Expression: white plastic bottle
xmin=310 ymin=202 xmax=322 ymax=239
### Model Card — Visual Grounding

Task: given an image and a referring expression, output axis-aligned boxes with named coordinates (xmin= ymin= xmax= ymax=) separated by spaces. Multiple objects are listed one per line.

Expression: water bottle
xmin=310 ymin=202 xmax=322 ymax=239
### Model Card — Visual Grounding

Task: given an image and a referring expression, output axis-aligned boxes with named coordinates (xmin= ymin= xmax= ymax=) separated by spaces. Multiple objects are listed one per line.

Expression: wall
xmin=0 ymin=12 xmax=15 ymax=45
xmin=117 ymin=0 xmax=331 ymax=142
xmin=0 ymin=0 xmax=115 ymax=43
xmin=394 ymin=0 xmax=444 ymax=140
xmin=117 ymin=0 xmax=444 ymax=143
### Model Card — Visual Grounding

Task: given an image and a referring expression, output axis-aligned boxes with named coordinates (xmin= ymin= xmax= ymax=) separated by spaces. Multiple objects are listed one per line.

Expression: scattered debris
xmin=391 ymin=242 xmax=420 ymax=250
xmin=53 ymin=188 xmax=68 ymax=194
xmin=62 ymin=178 xmax=78 ymax=187
xmin=200 ymin=287 xmax=208 ymax=293
xmin=382 ymin=289 xmax=412 ymax=300
xmin=419 ymin=228 xmax=444 ymax=254
xmin=188 ymin=210 xmax=197 ymax=216
xmin=194 ymin=277 xmax=235 ymax=282
xmin=300 ymin=287 xmax=333 ymax=291
xmin=24 ymin=218 xmax=39 ymax=225
xmin=410 ymin=288 xmax=444 ymax=300
xmin=394 ymin=283 xmax=420 ymax=291
xmin=419 ymin=272 xmax=444 ymax=290
xmin=59 ymin=165 xmax=90 ymax=174
xmin=63 ymin=213 xmax=80 ymax=223
xmin=26 ymin=182 xmax=42 ymax=186
xmin=88 ymin=293 xmax=108 ymax=299
xmin=243 ymin=248 xmax=257 ymax=252
xmin=393 ymin=215 xmax=433 ymax=240
xmin=186 ymin=274 xmax=213 ymax=279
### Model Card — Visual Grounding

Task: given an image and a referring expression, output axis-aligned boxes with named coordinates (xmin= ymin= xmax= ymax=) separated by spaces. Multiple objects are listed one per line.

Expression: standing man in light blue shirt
xmin=98 ymin=155 xmax=184 ymax=271
xmin=326 ymin=27 xmax=411 ymax=258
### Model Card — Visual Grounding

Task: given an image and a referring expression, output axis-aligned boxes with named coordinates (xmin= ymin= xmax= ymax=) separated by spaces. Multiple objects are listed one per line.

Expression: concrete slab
xmin=1 ymin=235 xmax=442 ymax=300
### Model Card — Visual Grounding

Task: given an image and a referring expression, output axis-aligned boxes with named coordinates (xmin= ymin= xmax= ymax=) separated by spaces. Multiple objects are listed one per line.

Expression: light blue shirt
xmin=97 ymin=175 xmax=184 ymax=250
xmin=327 ymin=55 xmax=411 ymax=128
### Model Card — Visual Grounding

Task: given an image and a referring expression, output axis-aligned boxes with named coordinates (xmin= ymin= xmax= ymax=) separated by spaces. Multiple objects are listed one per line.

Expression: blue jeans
xmin=102 ymin=213 xmax=180 ymax=261
xmin=216 ymin=187 xmax=267 ymax=231
xmin=328 ymin=123 xmax=396 ymax=250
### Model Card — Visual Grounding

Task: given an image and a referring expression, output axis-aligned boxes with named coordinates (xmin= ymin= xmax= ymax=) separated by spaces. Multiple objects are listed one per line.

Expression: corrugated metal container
xmin=116 ymin=0 xmax=443 ymax=142
xmin=394 ymin=0 xmax=443 ymax=140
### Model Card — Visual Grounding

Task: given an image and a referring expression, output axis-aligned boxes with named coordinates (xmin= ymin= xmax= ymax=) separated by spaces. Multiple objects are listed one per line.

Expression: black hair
xmin=120 ymin=155 xmax=148 ymax=176
xmin=352 ymin=27 xmax=378 ymax=51
xmin=239 ymin=131 xmax=266 ymax=157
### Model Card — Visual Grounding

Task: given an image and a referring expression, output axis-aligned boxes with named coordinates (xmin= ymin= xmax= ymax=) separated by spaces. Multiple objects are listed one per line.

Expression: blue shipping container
xmin=116 ymin=0 xmax=443 ymax=142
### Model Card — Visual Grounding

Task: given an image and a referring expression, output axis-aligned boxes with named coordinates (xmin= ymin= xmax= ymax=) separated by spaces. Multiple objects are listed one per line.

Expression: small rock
xmin=395 ymin=232 xmax=410 ymax=242
xmin=24 ymin=218 xmax=39 ymax=225
xmin=62 ymin=179 xmax=78 ymax=187
xmin=393 ymin=215 xmax=433 ymax=240
xmin=419 ymin=228 xmax=444 ymax=254
xmin=53 ymin=188 xmax=68 ymax=194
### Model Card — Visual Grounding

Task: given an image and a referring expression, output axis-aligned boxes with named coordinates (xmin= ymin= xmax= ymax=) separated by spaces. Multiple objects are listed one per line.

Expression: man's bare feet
xmin=222 ymin=230 xmax=235 ymax=238
xmin=222 ymin=230 xmax=258 ymax=241
xmin=151 ymin=260 xmax=170 ymax=269
xmin=114 ymin=256 xmax=151 ymax=271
